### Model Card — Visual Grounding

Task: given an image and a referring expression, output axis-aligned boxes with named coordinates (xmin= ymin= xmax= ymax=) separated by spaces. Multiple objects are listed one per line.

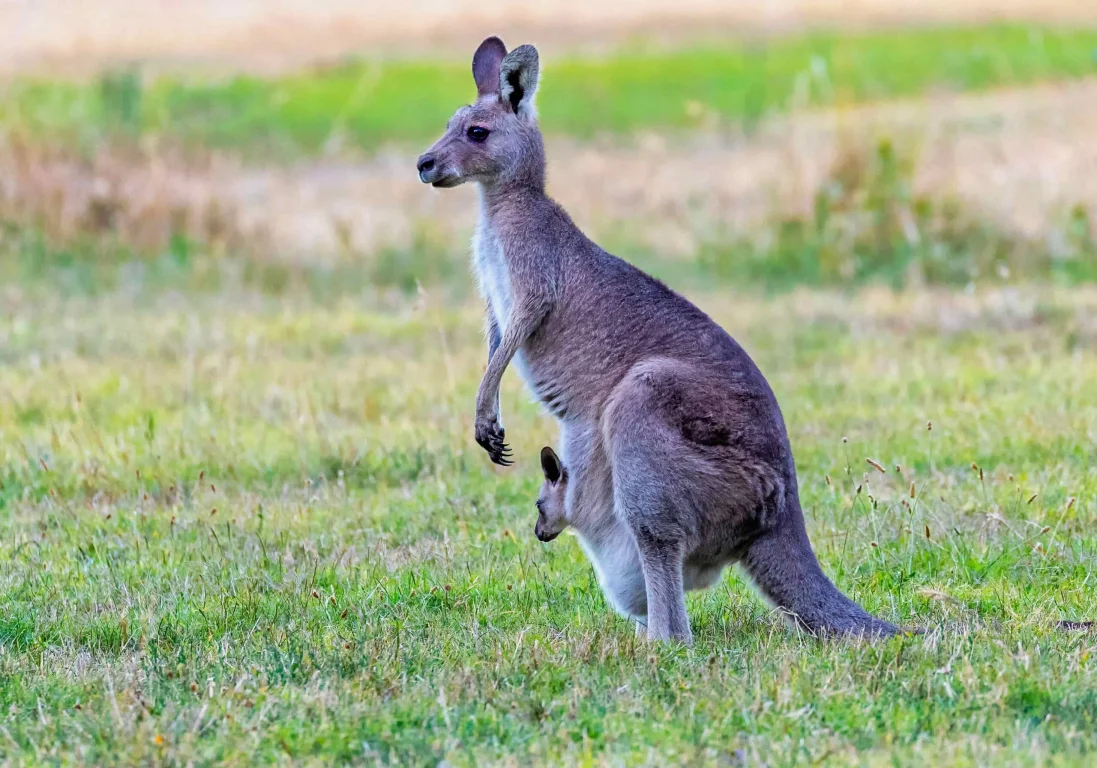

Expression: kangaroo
xmin=536 ymin=446 xmax=723 ymax=629
xmin=417 ymin=36 xmax=900 ymax=643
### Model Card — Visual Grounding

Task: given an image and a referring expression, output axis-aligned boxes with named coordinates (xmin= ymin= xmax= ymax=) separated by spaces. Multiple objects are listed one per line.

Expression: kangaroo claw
xmin=475 ymin=418 xmax=511 ymax=466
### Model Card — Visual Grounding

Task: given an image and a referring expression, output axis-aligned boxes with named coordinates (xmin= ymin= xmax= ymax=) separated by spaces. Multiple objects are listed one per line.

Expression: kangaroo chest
xmin=474 ymin=215 xmax=541 ymax=390
xmin=472 ymin=217 xmax=514 ymax=331
xmin=473 ymin=208 xmax=574 ymax=418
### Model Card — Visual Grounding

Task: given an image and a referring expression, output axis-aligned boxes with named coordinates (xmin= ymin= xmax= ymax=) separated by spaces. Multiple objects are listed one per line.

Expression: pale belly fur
xmin=472 ymin=218 xmax=536 ymax=388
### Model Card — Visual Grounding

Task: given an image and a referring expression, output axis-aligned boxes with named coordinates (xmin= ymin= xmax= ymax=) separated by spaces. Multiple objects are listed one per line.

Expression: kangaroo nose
xmin=417 ymin=154 xmax=436 ymax=174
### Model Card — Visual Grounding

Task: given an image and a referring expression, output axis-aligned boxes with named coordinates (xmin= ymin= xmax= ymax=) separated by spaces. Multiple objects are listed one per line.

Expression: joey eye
xmin=467 ymin=126 xmax=490 ymax=142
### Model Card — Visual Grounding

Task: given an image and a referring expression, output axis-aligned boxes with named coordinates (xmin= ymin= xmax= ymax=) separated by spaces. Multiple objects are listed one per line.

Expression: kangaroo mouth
xmin=431 ymin=176 xmax=461 ymax=188
xmin=536 ymin=528 xmax=560 ymax=543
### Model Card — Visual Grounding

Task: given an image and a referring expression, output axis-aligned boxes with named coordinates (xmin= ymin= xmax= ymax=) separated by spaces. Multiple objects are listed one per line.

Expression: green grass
xmin=0 ymin=225 xmax=466 ymax=305
xmin=3 ymin=24 xmax=1097 ymax=156
xmin=2 ymin=252 xmax=1096 ymax=764
xmin=2 ymin=23 xmax=1097 ymax=765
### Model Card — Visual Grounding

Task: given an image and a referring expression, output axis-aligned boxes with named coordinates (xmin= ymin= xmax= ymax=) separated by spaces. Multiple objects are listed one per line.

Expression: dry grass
xmin=2 ymin=0 xmax=1096 ymax=76
xmin=5 ymin=79 xmax=1089 ymax=266
xmin=735 ymin=284 xmax=1097 ymax=339
xmin=0 ymin=138 xmax=264 ymax=256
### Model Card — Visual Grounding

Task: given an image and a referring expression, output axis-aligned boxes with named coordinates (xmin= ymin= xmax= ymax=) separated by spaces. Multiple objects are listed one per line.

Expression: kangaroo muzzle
xmin=416 ymin=148 xmax=462 ymax=187
xmin=535 ymin=520 xmax=560 ymax=542
xmin=416 ymin=153 xmax=436 ymax=181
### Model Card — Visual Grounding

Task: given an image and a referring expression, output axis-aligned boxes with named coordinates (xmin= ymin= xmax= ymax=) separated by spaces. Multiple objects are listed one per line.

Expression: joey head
xmin=534 ymin=446 xmax=569 ymax=543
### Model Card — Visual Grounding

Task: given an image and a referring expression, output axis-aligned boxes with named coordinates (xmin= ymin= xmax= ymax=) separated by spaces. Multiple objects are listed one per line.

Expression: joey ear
xmin=499 ymin=44 xmax=540 ymax=118
xmin=472 ymin=36 xmax=507 ymax=97
xmin=540 ymin=446 xmax=563 ymax=484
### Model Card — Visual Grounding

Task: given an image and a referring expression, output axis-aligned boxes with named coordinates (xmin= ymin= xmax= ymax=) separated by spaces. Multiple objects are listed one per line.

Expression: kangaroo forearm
xmin=476 ymin=300 xmax=549 ymax=414
xmin=475 ymin=331 xmax=523 ymax=413
xmin=486 ymin=312 xmax=501 ymax=363
xmin=486 ymin=313 xmax=503 ymax=411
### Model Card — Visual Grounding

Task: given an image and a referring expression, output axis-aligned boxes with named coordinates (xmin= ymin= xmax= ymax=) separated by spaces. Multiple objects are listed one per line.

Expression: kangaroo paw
xmin=475 ymin=418 xmax=512 ymax=466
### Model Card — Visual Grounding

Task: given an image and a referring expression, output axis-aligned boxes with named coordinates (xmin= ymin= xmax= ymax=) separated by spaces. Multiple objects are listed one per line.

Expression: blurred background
xmin=2 ymin=0 xmax=1095 ymax=295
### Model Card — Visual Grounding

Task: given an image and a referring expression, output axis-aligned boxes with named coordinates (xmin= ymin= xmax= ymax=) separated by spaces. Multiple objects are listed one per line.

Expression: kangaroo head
xmin=535 ymin=446 xmax=569 ymax=542
xmin=416 ymin=36 xmax=544 ymax=190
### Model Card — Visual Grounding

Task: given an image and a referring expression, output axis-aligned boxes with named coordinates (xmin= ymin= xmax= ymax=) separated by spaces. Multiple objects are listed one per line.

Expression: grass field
xmin=3 ymin=264 xmax=1097 ymax=765
xmin=2 ymin=12 xmax=1097 ymax=767
xmin=3 ymin=25 xmax=1097 ymax=157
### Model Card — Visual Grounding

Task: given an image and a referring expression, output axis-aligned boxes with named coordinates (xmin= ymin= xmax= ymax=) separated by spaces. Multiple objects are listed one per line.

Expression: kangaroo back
xmin=742 ymin=494 xmax=899 ymax=637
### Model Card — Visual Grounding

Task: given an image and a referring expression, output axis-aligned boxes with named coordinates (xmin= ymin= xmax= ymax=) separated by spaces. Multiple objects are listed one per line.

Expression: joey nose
xmin=416 ymin=154 xmax=436 ymax=180
xmin=535 ymin=523 xmax=559 ymax=543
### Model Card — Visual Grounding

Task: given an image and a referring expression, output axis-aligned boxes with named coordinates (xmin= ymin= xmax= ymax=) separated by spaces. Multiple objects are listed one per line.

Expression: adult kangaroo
xmin=416 ymin=36 xmax=899 ymax=644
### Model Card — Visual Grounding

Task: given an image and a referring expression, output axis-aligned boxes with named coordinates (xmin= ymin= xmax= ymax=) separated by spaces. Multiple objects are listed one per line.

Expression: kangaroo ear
xmin=472 ymin=36 xmax=507 ymax=97
xmin=499 ymin=44 xmax=540 ymax=118
xmin=540 ymin=446 xmax=563 ymax=484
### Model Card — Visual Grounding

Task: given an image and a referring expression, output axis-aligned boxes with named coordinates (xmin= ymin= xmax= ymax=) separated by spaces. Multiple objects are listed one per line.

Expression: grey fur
xmin=499 ymin=45 xmax=540 ymax=117
xmin=417 ymin=37 xmax=901 ymax=644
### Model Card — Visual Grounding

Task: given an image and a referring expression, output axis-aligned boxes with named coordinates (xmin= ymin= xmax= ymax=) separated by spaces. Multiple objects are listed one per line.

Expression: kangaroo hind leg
xmin=607 ymin=424 xmax=693 ymax=644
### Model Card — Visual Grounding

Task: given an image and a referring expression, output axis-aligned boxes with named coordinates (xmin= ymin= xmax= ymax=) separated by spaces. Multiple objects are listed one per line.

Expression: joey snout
xmin=534 ymin=512 xmax=560 ymax=542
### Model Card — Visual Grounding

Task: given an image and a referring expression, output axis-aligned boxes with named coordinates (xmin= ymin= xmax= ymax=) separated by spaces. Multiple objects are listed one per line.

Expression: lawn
xmin=2 ymin=19 xmax=1097 ymax=768
xmin=2 ymin=257 xmax=1096 ymax=764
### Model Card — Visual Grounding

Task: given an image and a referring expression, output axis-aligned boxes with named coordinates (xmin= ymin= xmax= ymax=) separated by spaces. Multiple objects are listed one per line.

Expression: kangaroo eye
xmin=467 ymin=126 xmax=490 ymax=142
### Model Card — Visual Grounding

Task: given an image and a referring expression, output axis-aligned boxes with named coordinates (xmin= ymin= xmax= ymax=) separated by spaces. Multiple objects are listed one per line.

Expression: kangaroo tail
xmin=742 ymin=496 xmax=899 ymax=638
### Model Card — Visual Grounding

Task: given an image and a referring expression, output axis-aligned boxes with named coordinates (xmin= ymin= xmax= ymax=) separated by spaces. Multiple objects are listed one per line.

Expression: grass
xmin=2 ymin=249 xmax=1096 ymax=764
xmin=3 ymin=19 xmax=1097 ymax=766
xmin=2 ymin=134 xmax=1094 ymax=300
xmin=2 ymin=25 xmax=1097 ymax=156
xmin=691 ymin=139 xmax=1097 ymax=291
xmin=0 ymin=225 xmax=454 ymax=305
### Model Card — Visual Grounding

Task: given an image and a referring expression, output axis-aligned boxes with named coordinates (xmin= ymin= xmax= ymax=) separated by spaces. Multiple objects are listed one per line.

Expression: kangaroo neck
xmin=478 ymin=175 xmax=547 ymax=224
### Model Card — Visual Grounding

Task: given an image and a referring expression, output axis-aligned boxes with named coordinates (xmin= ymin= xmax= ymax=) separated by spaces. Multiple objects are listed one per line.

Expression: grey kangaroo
xmin=417 ymin=36 xmax=900 ymax=643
